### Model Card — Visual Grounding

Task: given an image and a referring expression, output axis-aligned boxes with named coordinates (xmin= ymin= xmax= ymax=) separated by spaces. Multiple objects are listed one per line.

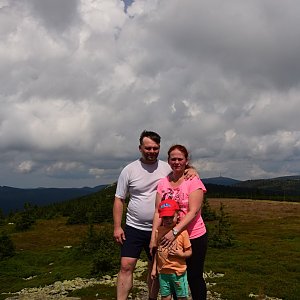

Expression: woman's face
xmin=168 ymin=149 xmax=188 ymax=173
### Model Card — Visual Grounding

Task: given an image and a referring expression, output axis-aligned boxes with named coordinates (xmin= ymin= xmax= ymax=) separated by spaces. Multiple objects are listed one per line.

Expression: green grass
xmin=0 ymin=248 xmax=93 ymax=299
xmin=0 ymin=200 xmax=299 ymax=299
xmin=205 ymin=199 xmax=300 ymax=300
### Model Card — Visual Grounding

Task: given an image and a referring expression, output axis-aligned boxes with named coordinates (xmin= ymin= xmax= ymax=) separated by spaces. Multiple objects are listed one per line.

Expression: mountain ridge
xmin=1 ymin=175 xmax=299 ymax=214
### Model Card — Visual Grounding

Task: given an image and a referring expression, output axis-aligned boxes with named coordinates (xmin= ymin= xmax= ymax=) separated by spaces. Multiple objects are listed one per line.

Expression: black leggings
xmin=186 ymin=233 xmax=208 ymax=300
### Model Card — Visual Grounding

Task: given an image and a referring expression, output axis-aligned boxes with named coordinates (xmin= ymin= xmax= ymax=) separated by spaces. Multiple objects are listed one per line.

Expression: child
xmin=151 ymin=199 xmax=192 ymax=300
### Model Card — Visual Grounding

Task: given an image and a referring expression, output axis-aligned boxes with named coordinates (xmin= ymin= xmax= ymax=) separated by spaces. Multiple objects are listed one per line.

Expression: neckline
xmin=167 ymin=173 xmax=185 ymax=188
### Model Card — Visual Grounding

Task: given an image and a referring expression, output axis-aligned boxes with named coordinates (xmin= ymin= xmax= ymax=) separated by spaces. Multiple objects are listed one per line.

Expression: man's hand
xmin=113 ymin=226 xmax=126 ymax=244
xmin=184 ymin=167 xmax=199 ymax=180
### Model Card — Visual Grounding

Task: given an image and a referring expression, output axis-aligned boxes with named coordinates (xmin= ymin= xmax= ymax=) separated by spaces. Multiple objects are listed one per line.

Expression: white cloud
xmin=0 ymin=0 xmax=299 ymax=187
xmin=17 ymin=160 xmax=35 ymax=174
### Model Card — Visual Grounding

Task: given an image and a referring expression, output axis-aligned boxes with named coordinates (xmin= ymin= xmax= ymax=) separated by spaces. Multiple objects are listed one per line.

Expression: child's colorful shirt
xmin=154 ymin=227 xmax=191 ymax=276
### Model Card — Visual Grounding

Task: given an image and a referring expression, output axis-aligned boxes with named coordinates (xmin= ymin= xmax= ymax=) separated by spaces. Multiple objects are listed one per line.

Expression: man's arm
xmin=113 ymin=196 xmax=126 ymax=244
xmin=184 ymin=165 xmax=199 ymax=180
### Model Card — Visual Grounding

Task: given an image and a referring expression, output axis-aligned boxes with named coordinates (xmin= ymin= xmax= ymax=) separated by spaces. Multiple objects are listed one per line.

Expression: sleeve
xmin=156 ymin=178 xmax=165 ymax=195
xmin=182 ymin=230 xmax=192 ymax=250
xmin=115 ymin=167 xmax=129 ymax=199
xmin=188 ymin=177 xmax=207 ymax=194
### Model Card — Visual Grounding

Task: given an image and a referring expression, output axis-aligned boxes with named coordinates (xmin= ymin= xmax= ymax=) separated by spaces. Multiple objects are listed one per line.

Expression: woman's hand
xmin=159 ymin=230 xmax=176 ymax=248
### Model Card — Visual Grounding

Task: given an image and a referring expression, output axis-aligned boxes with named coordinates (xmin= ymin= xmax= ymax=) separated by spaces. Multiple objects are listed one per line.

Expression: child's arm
xmin=183 ymin=246 xmax=192 ymax=258
xmin=151 ymin=251 xmax=158 ymax=279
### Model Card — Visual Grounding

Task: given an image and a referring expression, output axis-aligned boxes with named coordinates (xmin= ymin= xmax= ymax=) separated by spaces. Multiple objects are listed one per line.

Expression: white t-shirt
xmin=115 ymin=159 xmax=171 ymax=231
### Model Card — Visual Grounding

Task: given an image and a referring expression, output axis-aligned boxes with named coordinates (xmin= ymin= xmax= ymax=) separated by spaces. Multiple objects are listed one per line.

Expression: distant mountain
xmin=202 ymin=176 xmax=241 ymax=186
xmin=203 ymin=175 xmax=300 ymax=201
xmin=234 ymin=175 xmax=300 ymax=196
xmin=0 ymin=185 xmax=107 ymax=215
xmin=1 ymin=175 xmax=300 ymax=215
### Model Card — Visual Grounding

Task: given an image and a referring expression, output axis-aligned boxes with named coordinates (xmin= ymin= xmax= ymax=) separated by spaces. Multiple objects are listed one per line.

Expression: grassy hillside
xmin=0 ymin=198 xmax=299 ymax=299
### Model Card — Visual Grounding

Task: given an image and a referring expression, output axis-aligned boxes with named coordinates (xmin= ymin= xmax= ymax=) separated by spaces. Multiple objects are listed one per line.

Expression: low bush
xmin=0 ymin=232 xmax=15 ymax=260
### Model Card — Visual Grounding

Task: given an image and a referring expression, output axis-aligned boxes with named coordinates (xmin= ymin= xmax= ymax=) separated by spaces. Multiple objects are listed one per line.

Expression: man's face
xmin=139 ymin=137 xmax=160 ymax=164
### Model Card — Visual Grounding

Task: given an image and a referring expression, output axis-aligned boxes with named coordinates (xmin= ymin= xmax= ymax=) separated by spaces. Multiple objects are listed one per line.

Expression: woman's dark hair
xmin=168 ymin=144 xmax=189 ymax=159
xmin=139 ymin=130 xmax=161 ymax=145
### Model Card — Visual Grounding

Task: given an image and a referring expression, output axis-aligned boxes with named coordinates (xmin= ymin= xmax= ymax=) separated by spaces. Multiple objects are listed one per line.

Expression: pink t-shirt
xmin=157 ymin=176 xmax=207 ymax=239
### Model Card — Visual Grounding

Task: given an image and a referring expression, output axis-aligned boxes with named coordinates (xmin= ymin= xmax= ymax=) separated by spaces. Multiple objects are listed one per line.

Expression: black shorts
xmin=121 ymin=225 xmax=152 ymax=260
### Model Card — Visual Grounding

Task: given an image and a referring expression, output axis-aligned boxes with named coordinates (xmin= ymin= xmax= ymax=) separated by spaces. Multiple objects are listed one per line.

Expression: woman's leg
xmin=186 ymin=233 xmax=208 ymax=300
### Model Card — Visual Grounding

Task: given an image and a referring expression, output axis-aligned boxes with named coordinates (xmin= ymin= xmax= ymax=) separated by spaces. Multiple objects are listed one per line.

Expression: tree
xmin=202 ymin=196 xmax=216 ymax=221
xmin=209 ymin=202 xmax=233 ymax=248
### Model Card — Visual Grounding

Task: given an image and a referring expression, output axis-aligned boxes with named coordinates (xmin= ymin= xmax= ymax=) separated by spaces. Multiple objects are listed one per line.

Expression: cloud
xmin=17 ymin=160 xmax=36 ymax=174
xmin=0 ymin=0 xmax=299 ymax=187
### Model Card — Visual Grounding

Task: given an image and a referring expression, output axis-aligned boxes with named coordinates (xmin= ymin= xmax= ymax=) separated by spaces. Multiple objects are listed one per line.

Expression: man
xmin=113 ymin=130 xmax=196 ymax=300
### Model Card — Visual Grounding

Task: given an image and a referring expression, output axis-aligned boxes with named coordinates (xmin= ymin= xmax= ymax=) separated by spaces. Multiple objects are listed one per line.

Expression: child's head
xmin=158 ymin=199 xmax=180 ymax=227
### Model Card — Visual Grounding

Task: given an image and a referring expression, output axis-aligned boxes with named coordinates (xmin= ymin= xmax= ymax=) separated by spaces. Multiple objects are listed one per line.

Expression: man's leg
xmin=117 ymin=256 xmax=138 ymax=300
xmin=147 ymin=259 xmax=159 ymax=299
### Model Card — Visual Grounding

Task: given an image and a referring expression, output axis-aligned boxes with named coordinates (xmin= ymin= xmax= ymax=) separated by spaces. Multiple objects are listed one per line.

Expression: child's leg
xmin=159 ymin=274 xmax=173 ymax=300
xmin=170 ymin=272 xmax=189 ymax=299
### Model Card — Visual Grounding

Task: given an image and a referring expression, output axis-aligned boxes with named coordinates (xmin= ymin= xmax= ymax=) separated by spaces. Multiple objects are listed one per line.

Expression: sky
xmin=0 ymin=0 xmax=299 ymax=188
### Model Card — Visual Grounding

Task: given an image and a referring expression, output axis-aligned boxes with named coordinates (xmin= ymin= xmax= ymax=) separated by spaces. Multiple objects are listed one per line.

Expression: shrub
xmin=14 ymin=202 xmax=37 ymax=231
xmin=91 ymin=248 xmax=119 ymax=276
xmin=0 ymin=209 xmax=5 ymax=226
xmin=15 ymin=212 xmax=36 ymax=231
xmin=79 ymin=224 xmax=120 ymax=276
xmin=0 ymin=232 xmax=15 ymax=260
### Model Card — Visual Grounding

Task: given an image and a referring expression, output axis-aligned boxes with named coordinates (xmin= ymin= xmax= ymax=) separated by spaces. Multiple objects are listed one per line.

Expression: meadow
xmin=0 ymin=198 xmax=299 ymax=300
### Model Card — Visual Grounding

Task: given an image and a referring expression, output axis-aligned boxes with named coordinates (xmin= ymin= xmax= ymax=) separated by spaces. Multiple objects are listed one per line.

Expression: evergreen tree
xmin=209 ymin=202 xmax=233 ymax=248
xmin=202 ymin=196 xmax=216 ymax=221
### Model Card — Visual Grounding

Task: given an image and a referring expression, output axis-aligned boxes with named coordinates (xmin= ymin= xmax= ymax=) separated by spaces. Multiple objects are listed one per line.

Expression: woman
xmin=150 ymin=144 xmax=207 ymax=300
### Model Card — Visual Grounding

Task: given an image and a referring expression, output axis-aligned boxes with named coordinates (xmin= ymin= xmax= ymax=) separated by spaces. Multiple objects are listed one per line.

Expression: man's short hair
xmin=139 ymin=130 xmax=161 ymax=145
